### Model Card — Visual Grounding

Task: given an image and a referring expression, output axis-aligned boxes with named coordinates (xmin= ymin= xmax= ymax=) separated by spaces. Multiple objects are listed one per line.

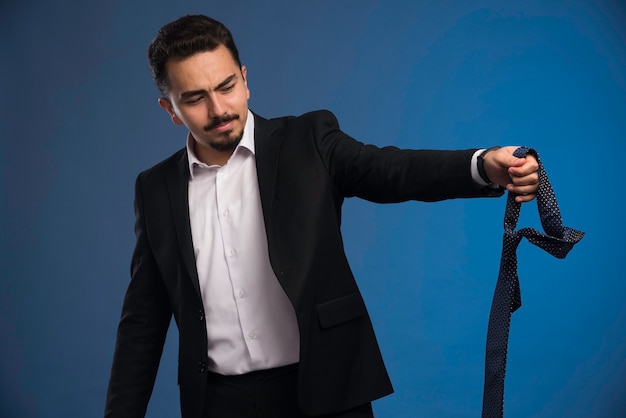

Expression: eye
xmin=221 ymin=84 xmax=235 ymax=93
xmin=186 ymin=96 xmax=203 ymax=105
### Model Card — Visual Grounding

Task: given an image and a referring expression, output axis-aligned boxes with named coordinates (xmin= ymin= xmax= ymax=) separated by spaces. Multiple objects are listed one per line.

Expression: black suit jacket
xmin=105 ymin=110 xmax=503 ymax=418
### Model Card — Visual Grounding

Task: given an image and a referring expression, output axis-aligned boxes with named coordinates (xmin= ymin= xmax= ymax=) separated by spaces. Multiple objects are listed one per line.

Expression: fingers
xmin=507 ymin=183 xmax=537 ymax=203
xmin=508 ymin=153 xmax=538 ymax=177
xmin=507 ymin=154 xmax=539 ymax=202
xmin=483 ymin=146 xmax=540 ymax=202
xmin=513 ymin=192 xmax=536 ymax=203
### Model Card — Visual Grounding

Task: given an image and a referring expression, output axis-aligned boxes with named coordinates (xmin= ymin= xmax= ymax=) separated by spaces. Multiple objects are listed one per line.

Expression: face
xmin=158 ymin=45 xmax=250 ymax=164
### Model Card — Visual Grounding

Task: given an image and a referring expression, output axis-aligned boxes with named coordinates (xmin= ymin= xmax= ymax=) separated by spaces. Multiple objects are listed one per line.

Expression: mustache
xmin=204 ymin=114 xmax=239 ymax=131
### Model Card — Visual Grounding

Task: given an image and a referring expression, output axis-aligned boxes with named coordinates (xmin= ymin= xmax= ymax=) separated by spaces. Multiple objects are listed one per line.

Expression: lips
xmin=205 ymin=115 xmax=239 ymax=132
xmin=211 ymin=119 xmax=235 ymax=132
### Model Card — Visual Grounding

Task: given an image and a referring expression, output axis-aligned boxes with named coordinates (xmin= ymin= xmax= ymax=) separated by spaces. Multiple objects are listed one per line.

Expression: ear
xmin=241 ymin=66 xmax=250 ymax=100
xmin=158 ymin=97 xmax=184 ymax=126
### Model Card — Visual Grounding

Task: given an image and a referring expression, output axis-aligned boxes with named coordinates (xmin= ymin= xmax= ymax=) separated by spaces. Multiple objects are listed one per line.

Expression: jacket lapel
xmin=166 ymin=149 xmax=202 ymax=298
xmin=254 ymin=114 xmax=284 ymax=230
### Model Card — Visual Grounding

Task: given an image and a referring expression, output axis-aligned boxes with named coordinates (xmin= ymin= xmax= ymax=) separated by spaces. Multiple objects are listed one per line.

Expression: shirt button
xmin=223 ymin=209 xmax=229 ymax=218
xmin=248 ymin=331 xmax=256 ymax=340
xmin=239 ymin=290 xmax=246 ymax=298
xmin=229 ymin=249 xmax=237 ymax=257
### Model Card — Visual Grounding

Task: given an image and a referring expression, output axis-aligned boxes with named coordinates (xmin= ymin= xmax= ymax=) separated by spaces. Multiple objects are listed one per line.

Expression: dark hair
xmin=147 ymin=15 xmax=242 ymax=96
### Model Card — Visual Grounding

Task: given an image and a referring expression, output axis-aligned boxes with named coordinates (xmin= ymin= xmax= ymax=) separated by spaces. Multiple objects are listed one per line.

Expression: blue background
xmin=1 ymin=1 xmax=625 ymax=417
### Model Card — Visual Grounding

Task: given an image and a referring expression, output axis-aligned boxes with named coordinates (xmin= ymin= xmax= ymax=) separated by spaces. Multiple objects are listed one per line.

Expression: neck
xmin=194 ymin=142 xmax=235 ymax=167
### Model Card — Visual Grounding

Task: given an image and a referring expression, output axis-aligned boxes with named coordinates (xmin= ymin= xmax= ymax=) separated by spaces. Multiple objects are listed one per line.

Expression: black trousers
xmin=203 ymin=364 xmax=374 ymax=418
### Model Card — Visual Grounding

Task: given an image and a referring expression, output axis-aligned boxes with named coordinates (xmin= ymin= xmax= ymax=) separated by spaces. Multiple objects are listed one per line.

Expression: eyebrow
xmin=179 ymin=74 xmax=237 ymax=100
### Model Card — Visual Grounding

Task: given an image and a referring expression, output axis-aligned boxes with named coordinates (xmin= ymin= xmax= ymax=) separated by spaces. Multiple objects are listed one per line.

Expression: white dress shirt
xmin=187 ymin=110 xmax=300 ymax=375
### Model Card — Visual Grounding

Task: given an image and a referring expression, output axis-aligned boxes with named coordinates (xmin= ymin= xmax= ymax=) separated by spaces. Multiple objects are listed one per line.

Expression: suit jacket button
xmin=199 ymin=309 xmax=205 ymax=321
xmin=197 ymin=362 xmax=206 ymax=373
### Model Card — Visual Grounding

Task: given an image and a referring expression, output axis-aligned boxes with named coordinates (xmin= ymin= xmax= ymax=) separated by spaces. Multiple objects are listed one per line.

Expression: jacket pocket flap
xmin=316 ymin=292 xmax=366 ymax=329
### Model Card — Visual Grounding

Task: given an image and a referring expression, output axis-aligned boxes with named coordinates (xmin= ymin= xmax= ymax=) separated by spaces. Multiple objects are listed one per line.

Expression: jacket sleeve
xmin=308 ymin=110 xmax=503 ymax=202
xmin=104 ymin=174 xmax=173 ymax=418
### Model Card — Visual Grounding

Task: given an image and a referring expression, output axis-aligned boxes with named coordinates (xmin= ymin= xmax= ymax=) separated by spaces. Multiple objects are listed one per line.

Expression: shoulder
xmin=288 ymin=109 xmax=339 ymax=128
xmin=257 ymin=109 xmax=340 ymax=131
xmin=136 ymin=148 xmax=187 ymax=185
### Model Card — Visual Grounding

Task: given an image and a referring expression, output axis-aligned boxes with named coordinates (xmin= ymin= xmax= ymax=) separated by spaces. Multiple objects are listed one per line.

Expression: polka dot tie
xmin=481 ymin=147 xmax=585 ymax=418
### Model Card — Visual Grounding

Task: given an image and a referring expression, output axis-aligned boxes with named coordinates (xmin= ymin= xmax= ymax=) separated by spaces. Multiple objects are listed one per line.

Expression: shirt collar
xmin=186 ymin=110 xmax=255 ymax=178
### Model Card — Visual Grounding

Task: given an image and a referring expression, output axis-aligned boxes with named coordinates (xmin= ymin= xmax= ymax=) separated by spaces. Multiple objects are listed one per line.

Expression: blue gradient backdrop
xmin=1 ymin=1 xmax=625 ymax=417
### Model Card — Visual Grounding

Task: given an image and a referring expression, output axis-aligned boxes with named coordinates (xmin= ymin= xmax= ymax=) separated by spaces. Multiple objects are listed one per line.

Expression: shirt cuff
xmin=471 ymin=149 xmax=490 ymax=187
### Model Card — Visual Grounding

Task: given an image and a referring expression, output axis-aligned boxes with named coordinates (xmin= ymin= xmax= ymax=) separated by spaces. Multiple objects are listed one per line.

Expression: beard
xmin=208 ymin=129 xmax=244 ymax=152
xmin=204 ymin=114 xmax=243 ymax=152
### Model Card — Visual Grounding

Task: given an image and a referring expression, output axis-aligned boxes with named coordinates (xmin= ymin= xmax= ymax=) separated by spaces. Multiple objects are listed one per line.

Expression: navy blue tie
xmin=481 ymin=147 xmax=585 ymax=418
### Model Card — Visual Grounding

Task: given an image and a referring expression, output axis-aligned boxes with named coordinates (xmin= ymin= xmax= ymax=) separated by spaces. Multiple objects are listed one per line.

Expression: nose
xmin=208 ymin=94 xmax=226 ymax=118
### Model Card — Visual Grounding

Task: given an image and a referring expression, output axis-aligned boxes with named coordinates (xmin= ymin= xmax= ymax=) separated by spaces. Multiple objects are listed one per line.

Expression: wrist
xmin=477 ymin=146 xmax=501 ymax=184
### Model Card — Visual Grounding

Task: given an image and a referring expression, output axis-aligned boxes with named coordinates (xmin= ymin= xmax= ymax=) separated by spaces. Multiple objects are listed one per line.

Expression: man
xmin=105 ymin=14 xmax=539 ymax=418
